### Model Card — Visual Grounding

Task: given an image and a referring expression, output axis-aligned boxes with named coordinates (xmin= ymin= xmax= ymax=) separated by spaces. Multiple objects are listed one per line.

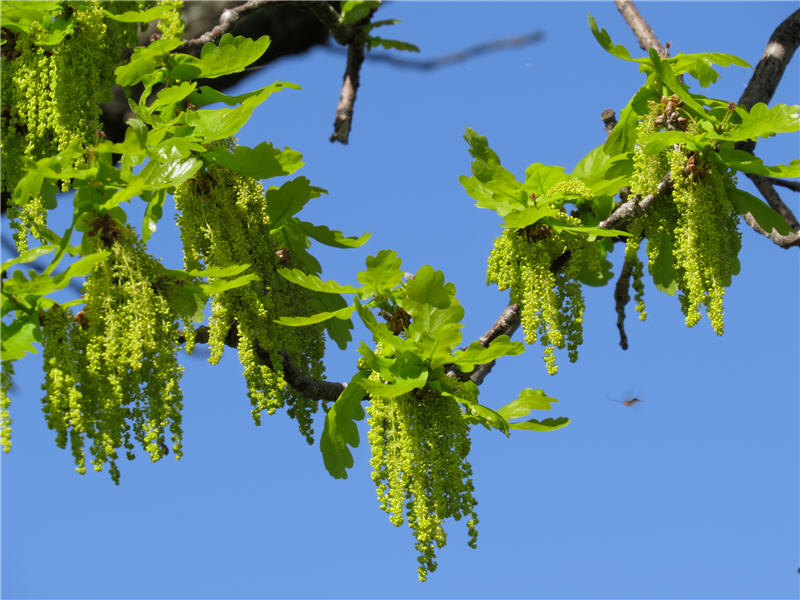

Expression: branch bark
xmin=734 ymin=8 xmax=800 ymax=247
xmin=614 ymin=0 xmax=668 ymax=57
xmin=176 ymin=0 xmax=275 ymax=53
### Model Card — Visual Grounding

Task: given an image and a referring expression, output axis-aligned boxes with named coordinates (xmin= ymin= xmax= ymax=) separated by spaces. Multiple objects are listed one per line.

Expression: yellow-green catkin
xmin=1 ymin=361 xmax=13 ymax=452
xmin=367 ymin=373 xmax=479 ymax=582
xmin=668 ymin=150 xmax=741 ymax=334
xmin=626 ymin=99 xmax=741 ymax=334
xmin=174 ymin=163 xmax=325 ymax=443
xmin=487 ymin=210 xmax=597 ymax=375
xmin=156 ymin=1 xmax=185 ymax=40
xmin=1 ymin=1 xmax=140 ymax=249
xmin=39 ymin=226 xmax=185 ymax=484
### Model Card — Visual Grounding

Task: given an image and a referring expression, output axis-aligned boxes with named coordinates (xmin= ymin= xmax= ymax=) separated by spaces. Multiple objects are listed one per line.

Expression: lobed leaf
xmin=185 ymin=82 xmax=299 ymax=141
xmin=274 ymin=305 xmax=356 ymax=327
xmin=196 ymin=34 xmax=271 ymax=79
xmin=509 ymin=417 xmax=570 ymax=432
xmin=0 ymin=315 xmax=41 ymax=360
xmin=496 ymin=388 xmax=558 ymax=420
xmin=314 ymin=292 xmax=354 ymax=350
xmin=451 ymin=336 xmax=524 ymax=372
xmin=710 ymin=148 xmax=800 ymax=179
xmin=715 ymin=103 xmax=800 ymax=142
xmin=356 ymin=250 xmax=404 ymax=297
xmin=366 ymin=37 xmax=420 ymax=52
xmin=265 ymin=177 xmax=321 ymax=228
xmin=1 ymin=245 xmax=56 ymax=272
xmin=203 ymin=142 xmax=304 ymax=180
xmin=727 ymin=187 xmax=792 ymax=235
xmin=339 ymin=0 xmax=381 ymax=25
xmin=278 ymin=268 xmax=360 ymax=295
xmin=502 ymin=205 xmax=559 ymax=229
xmin=293 ymin=220 xmax=370 ymax=249
xmin=198 ymin=273 xmax=260 ymax=295
xmin=103 ymin=4 xmax=174 ymax=23
xmin=461 ymin=128 xmax=527 ymax=216
xmin=320 ymin=372 xmax=368 ymax=479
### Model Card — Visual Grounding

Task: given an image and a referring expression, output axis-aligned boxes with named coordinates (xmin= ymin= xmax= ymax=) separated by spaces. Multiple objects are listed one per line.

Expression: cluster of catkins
xmin=0 ymin=1 xmax=147 ymax=249
xmin=487 ymin=183 xmax=605 ymax=375
xmin=627 ymin=97 xmax=741 ymax=334
xmin=174 ymin=165 xmax=326 ymax=443
xmin=367 ymin=368 xmax=479 ymax=582
xmin=39 ymin=227 xmax=185 ymax=484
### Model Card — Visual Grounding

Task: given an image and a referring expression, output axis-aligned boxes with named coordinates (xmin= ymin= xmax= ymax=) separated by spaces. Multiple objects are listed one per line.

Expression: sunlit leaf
xmin=728 ymin=187 xmax=793 ymax=235
xmin=356 ymin=250 xmax=404 ymax=297
xmin=320 ymin=372 xmax=367 ymax=479
xmin=496 ymin=388 xmax=558 ymax=420
xmin=339 ymin=0 xmax=381 ymax=25
xmin=275 ymin=305 xmax=356 ymax=327
xmin=509 ymin=417 xmax=570 ymax=432
xmin=203 ymin=142 xmax=304 ymax=180
xmin=0 ymin=314 xmax=41 ymax=360
xmin=451 ymin=336 xmax=524 ymax=372
xmin=366 ymin=37 xmax=419 ymax=52
xmin=278 ymin=268 xmax=360 ymax=295
xmin=196 ymin=34 xmax=271 ymax=79
xmin=198 ymin=273 xmax=260 ymax=295
xmin=293 ymin=220 xmax=370 ymax=249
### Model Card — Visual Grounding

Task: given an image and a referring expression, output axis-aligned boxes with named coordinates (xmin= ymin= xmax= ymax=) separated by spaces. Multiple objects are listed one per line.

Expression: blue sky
xmin=2 ymin=2 xmax=799 ymax=598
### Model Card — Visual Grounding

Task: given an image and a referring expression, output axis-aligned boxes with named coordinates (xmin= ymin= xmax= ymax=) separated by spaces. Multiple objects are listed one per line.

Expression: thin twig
xmin=330 ymin=42 xmax=366 ymax=144
xmin=176 ymin=0 xmax=275 ymax=54
xmin=763 ymin=177 xmax=800 ymax=193
xmin=327 ymin=30 xmax=545 ymax=70
xmin=613 ymin=0 xmax=668 ymax=57
xmin=613 ymin=259 xmax=633 ymax=350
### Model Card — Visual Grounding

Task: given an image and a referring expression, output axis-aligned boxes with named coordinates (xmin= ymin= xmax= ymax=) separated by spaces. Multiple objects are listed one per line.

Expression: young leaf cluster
xmin=278 ymin=250 xmax=568 ymax=579
xmin=1 ymin=2 xmax=365 ymax=474
xmin=460 ymin=129 xmax=623 ymax=374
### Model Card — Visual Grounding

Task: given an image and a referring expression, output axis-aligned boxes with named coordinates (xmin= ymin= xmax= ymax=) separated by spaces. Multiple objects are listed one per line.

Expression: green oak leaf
xmin=356 ymin=250 xmax=404 ymax=297
xmin=198 ymin=273 xmax=260 ymax=295
xmin=202 ymin=142 xmax=304 ymax=180
xmin=278 ymin=268 xmax=360 ymax=295
xmin=502 ymin=205 xmax=559 ymax=229
xmin=196 ymin=34 xmax=271 ymax=79
xmin=292 ymin=220 xmax=370 ymax=249
xmin=404 ymin=265 xmax=454 ymax=310
xmin=709 ymin=148 xmax=800 ymax=178
xmin=314 ymin=291 xmax=354 ymax=350
xmin=320 ymin=371 xmax=367 ymax=479
xmin=509 ymin=417 xmax=570 ymax=431
xmin=185 ymin=82 xmax=299 ymax=141
xmin=274 ymin=305 xmax=356 ymax=327
xmin=728 ymin=187 xmax=792 ymax=235
xmin=460 ymin=128 xmax=527 ymax=215
xmin=715 ymin=103 xmax=800 ymax=142
xmin=366 ymin=37 xmax=420 ymax=52
xmin=496 ymin=387 xmax=558 ymax=420
xmin=103 ymin=4 xmax=174 ymax=22
xmin=339 ymin=0 xmax=380 ymax=25
xmin=0 ymin=314 xmax=41 ymax=360
xmin=451 ymin=336 xmax=524 ymax=372
xmin=265 ymin=177 xmax=322 ymax=227
xmin=522 ymin=163 xmax=569 ymax=198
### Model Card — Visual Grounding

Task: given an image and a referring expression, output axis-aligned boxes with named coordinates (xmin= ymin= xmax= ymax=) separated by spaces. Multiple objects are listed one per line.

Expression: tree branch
xmin=737 ymin=9 xmax=800 ymax=112
xmin=330 ymin=41 xmax=366 ymax=144
xmin=613 ymin=0 xmax=668 ymax=57
xmin=331 ymin=30 xmax=545 ymax=70
xmin=734 ymin=9 xmax=800 ymax=247
xmin=613 ymin=259 xmax=634 ymax=350
xmin=176 ymin=0 xmax=275 ymax=53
